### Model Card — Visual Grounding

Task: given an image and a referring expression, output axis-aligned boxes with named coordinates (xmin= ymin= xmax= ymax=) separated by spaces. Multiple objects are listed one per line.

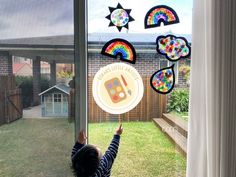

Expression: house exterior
xmin=0 ymin=34 xmax=191 ymax=121
xmin=39 ymin=83 xmax=70 ymax=117
xmin=12 ymin=57 xmax=51 ymax=77
xmin=13 ymin=63 xmax=32 ymax=76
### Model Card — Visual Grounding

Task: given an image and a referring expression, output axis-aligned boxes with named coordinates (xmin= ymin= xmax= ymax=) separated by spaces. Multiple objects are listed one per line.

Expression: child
xmin=71 ymin=124 xmax=123 ymax=177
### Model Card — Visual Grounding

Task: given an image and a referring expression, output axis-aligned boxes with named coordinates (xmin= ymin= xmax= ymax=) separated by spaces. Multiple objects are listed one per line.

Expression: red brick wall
xmin=88 ymin=51 xmax=190 ymax=88
xmin=0 ymin=52 xmax=13 ymax=75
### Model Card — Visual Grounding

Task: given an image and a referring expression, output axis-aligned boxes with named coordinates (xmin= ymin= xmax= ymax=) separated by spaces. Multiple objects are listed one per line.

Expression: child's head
xmin=72 ymin=145 xmax=101 ymax=177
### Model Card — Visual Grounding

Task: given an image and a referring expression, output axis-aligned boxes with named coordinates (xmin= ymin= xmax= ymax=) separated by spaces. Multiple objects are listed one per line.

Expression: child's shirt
xmin=71 ymin=135 xmax=120 ymax=177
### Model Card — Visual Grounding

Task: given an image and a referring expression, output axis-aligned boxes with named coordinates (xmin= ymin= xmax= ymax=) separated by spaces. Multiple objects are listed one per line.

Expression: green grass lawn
xmin=0 ymin=119 xmax=186 ymax=177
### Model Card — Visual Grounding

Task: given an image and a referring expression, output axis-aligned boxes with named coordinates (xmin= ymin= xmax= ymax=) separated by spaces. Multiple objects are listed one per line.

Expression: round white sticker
xmin=92 ymin=63 xmax=144 ymax=114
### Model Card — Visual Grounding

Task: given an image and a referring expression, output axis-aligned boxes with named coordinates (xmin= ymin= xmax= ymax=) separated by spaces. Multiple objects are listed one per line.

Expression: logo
xmin=92 ymin=63 xmax=144 ymax=114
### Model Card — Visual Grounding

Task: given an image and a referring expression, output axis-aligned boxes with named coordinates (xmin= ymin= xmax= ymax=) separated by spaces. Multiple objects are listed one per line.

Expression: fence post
xmin=4 ymin=90 xmax=9 ymax=123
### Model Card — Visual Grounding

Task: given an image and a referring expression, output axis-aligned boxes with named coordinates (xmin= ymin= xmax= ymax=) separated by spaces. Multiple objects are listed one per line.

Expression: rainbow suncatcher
xmin=145 ymin=5 xmax=179 ymax=29
xmin=101 ymin=38 xmax=136 ymax=64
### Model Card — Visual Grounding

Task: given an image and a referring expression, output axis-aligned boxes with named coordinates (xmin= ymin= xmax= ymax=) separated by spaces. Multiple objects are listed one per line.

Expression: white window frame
xmin=74 ymin=0 xmax=88 ymax=141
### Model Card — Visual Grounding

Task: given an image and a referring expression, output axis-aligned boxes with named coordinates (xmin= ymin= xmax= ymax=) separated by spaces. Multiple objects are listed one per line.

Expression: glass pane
xmin=45 ymin=95 xmax=53 ymax=102
xmin=88 ymin=0 xmax=192 ymax=176
xmin=54 ymin=93 xmax=62 ymax=102
xmin=0 ymin=1 xmax=74 ymax=176
xmin=63 ymin=102 xmax=68 ymax=114
xmin=63 ymin=95 xmax=68 ymax=102
xmin=54 ymin=102 xmax=62 ymax=114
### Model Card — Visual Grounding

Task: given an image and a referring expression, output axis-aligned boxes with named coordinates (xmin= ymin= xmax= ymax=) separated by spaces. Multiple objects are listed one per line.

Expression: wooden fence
xmin=69 ymin=77 xmax=167 ymax=123
xmin=0 ymin=75 xmax=22 ymax=126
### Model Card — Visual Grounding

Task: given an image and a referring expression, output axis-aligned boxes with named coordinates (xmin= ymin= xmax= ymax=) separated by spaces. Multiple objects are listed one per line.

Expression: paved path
xmin=23 ymin=105 xmax=65 ymax=119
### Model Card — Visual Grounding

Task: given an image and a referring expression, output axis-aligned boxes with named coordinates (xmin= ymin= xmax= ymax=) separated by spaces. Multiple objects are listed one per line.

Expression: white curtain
xmin=187 ymin=0 xmax=236 ymax=176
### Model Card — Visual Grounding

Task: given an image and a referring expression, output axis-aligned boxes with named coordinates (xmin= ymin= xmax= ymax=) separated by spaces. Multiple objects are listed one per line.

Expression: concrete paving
xmin=23 ymin=105 xmax=66 ymax=119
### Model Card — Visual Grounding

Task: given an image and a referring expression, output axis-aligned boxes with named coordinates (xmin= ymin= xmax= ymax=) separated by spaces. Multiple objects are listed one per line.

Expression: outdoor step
xmin=162 ymin=113 xmax=188 ymax=138
xmin=153 ymin=118 xmax=187 ymax=156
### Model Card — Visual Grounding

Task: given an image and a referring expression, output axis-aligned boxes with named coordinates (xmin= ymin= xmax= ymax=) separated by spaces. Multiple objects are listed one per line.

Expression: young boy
xmin=71 ymin=124 xmax=123 ymax=177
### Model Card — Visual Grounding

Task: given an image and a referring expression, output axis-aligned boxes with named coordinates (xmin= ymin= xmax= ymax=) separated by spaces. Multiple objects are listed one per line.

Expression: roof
xmin=13 ymin=63 xmax=49 ymax=73
xmin=0 ymin=33 xmax=191 ymax=63
xmin=13 ymin=63 xmax=32 ymax=73
xmin=88 ymin=33 xmax=192 ymax=43
xmin=0 ymin=35 xmax=74 ymax=46
xmin=39 ymin=83 xmax=71 ymax=96
xmin=0 ymin=33 xmax=192 ymax=46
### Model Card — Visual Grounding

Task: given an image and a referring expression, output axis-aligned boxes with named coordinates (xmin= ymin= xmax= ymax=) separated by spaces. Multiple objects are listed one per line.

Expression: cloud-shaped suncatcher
xmin=106 ymin=3 xmax=134 ymax=32
xmin=156 ymin=35 xmax=191 ymax=61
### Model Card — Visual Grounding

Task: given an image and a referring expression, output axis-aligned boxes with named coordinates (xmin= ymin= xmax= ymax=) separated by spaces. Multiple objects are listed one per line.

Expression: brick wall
xmin=0 ymin=52 xmax=13 ymax=75
xmin=88 ymin=46 xmax=190 ymax=88
xmin=88 ymin=52 xmax=161 ymax=77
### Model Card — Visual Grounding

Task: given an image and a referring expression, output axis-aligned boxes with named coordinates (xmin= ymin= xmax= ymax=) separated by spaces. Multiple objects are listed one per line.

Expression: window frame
xmin=74 ymin=0 xmax=88 ymax=141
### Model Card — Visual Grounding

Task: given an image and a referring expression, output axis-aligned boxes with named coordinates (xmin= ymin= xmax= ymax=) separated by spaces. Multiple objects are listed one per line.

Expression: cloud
xmin=156 ymin=35 xmax=191 ymax=61
xmin=0 ymin=0 xmax=192 ymax=39
xmin=0 ymin=0 xmax=73 ymax=39
xmin=88 ymin=0 xmax=193 ymax=34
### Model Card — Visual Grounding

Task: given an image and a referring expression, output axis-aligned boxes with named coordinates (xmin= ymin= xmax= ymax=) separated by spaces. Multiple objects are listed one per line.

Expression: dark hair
xmin=72 ymin=145 xmax=100 ymax=177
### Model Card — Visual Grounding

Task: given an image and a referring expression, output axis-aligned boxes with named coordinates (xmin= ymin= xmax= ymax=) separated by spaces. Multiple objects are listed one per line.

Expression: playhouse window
xmin=45 ymin=95 xmax=52 ymax=102
xmin=54 ymin=94 xmax=62 ymax=102
xmin=63 ymin=95 xmax=68 ymax=102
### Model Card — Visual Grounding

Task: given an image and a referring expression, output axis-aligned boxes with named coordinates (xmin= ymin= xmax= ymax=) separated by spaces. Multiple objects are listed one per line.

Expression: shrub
xmin=167 ymin=89 xmax=189 ymax=113
xmin=56 ymin=70 xmax=73 ymax=79
xmin=16 ymin=76 xmax=50 ymax=108
xmin=16 ymin=76 xmax=33 ymax=108
xmin=179 ymin=64 xmax=191 ymax=81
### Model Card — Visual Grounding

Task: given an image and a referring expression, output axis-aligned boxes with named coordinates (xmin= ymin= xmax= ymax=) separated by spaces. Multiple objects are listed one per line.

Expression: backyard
xmin=0 ymin=119 xmax=186 ymax=177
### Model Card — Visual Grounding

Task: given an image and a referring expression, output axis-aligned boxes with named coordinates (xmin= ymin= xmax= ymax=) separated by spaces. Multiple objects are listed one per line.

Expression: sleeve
xmin=71 ymin=142 xmax=84 ymax=160
xmin=101 ymin=134 xmax=120 ymax=169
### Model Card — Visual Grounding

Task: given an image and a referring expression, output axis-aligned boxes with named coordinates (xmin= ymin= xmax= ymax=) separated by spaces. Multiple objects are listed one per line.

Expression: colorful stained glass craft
xmin=106 ymin=3 xmax=134 ymax=32
xmin=150 ymin=65 xmax=175 ymax=94
xmin=101 ymin=38 xmax=136 ymax=64
xmin=144 ymin=5 xmax=179 ymax=29
xmin=156 ymin=35 xmax=191 ymax=61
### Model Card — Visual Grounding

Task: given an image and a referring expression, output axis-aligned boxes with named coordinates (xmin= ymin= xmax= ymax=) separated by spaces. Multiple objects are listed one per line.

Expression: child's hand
xmin=77 ymin=130 xmax=87 ymax=144
xmin=115 ymin=124 xmax=123 ymax=135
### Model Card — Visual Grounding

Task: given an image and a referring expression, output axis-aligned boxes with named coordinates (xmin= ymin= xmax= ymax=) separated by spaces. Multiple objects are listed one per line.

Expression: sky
xmin=0 ymin=0 xmax=192 ymax=39
xmin=88 ymin=0 xmax=193 ymax=34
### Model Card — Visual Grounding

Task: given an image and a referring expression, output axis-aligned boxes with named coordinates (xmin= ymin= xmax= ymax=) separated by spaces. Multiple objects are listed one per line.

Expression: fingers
xmin=79 ymin=130 xmax=87 ymax=139
xmin=82 ymin=131 xmax=87 ymax=139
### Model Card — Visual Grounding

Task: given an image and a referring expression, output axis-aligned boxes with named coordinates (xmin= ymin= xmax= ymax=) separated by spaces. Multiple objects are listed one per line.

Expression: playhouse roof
xmin=39 ymin=83 xmax=71 ymax=96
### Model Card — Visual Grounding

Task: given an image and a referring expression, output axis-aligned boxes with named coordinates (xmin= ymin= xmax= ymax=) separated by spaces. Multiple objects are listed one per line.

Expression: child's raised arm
xmin=115 ymin=124 xmax=123 ymax=136
xmin=100 ymin=124 xmax=123 ymax=169
xmin=71 ymin=130 xmax=87 ymax=160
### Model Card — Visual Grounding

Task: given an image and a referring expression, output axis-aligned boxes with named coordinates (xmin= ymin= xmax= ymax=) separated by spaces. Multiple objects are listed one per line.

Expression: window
xmin=83 ymin=0 xmax=192 ymax=176
xmin=45 ymin=95 xmax=52 ymax=102
xmin=0 ymin=1 xmax=74 ymax=176
xmin=54 ymin=93 xmax=62 ymax=102
xmin=63 ymin=95 xmax=68 ymax=102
